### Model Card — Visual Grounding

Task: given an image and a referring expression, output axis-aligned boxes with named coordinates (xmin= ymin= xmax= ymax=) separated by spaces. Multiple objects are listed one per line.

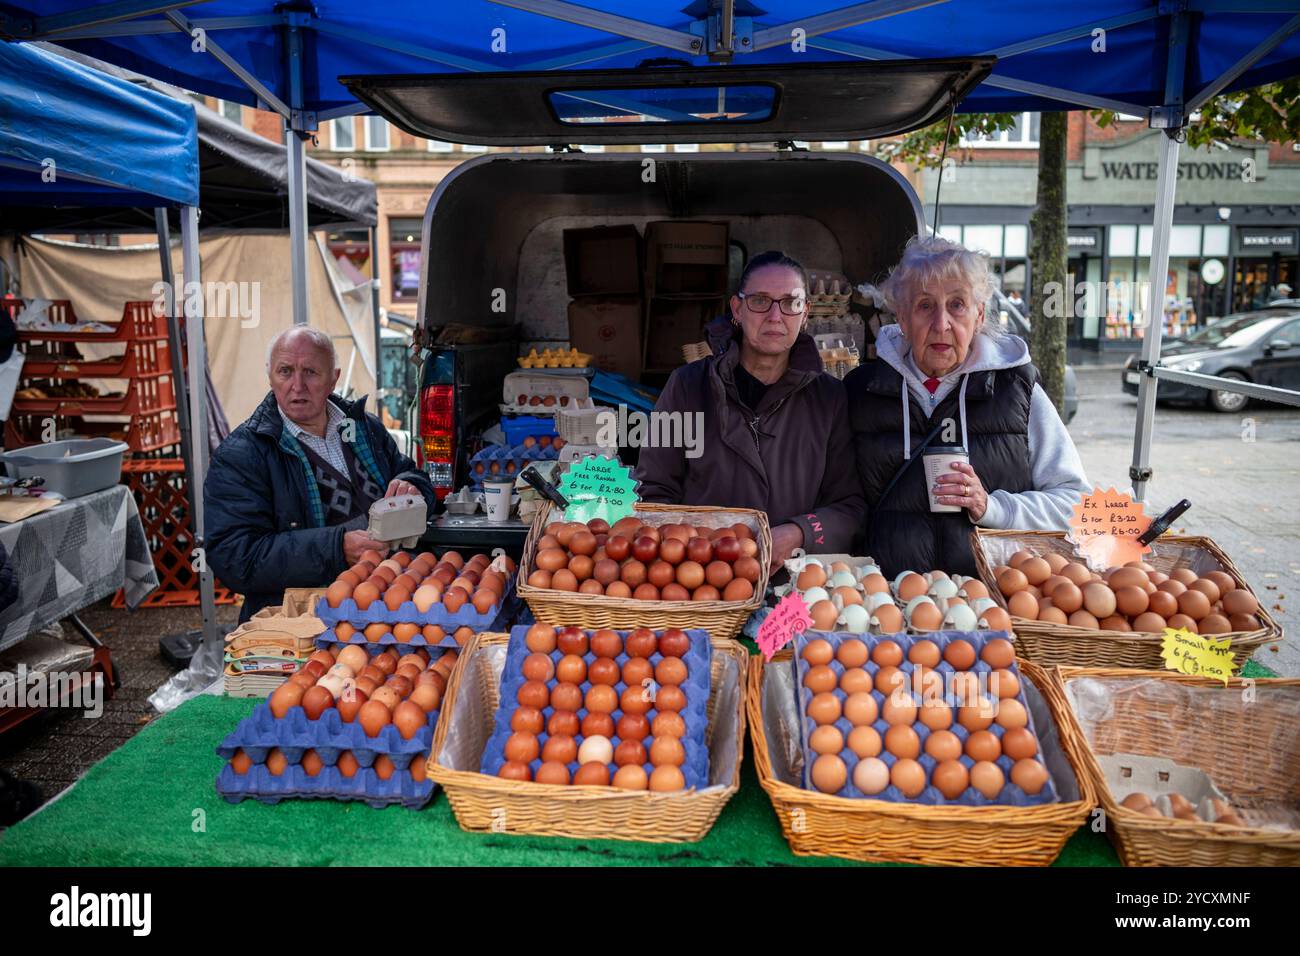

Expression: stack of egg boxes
xmin=214 ymin=657 xmax=441 ymax=810
xmin=469 ymin=442 xmax=558 ymax=489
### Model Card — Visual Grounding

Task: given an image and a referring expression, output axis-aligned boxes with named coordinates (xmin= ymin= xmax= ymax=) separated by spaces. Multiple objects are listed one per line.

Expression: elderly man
xmin=206 ymin=327 xmax=434 ymax=621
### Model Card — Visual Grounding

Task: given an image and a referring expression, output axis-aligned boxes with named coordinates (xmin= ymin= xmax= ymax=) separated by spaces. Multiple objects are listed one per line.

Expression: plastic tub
xmin=0 ymin=438 xmax=128 ymax=498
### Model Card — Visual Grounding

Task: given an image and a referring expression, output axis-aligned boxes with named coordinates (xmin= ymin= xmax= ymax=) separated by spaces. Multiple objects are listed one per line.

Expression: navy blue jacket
xmin=205 ymin=391 xmax=434 ymax=622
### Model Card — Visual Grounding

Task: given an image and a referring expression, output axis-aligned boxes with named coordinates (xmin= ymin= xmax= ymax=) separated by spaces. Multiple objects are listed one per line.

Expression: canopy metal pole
xmin=287 ymin=127 xmax=309 ymax=325
xmin=153 ymin=208 xmax=196 ymax=520
xmin=180 ymin=205 xmax=219 ymax=646
xmin=370 ymin=223 xmax=382 ymax=400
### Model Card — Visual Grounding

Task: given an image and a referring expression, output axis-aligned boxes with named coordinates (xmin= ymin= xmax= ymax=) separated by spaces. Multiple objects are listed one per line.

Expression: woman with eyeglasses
xmin=636 ymin=251 xmax=864 ymax=572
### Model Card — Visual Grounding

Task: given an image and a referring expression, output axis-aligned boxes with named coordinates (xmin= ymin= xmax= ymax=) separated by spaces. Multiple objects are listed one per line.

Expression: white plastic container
xmin=0 ymin=438 xmax=128 ymax=499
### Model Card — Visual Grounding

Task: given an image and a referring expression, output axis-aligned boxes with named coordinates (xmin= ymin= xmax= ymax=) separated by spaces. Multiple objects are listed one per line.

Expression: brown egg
xmin=907 ymin=639 xmax=941 ymax=667
xmin=622 ymin=657 xmax=654 ymax=687
xmin=555 ymin=653 xmax=586 ymax=685
xmin=301 ymin=685 xmax=335 ymax=720
xmin=263 ymin=748 xmax=288 ymax=777
xmin=867 ymin=641 xmax=900 ymax=669
xmin=908 ymin=601 xmax=940 ymax=631
xmin=995 ymin=698 xmax=1028 ymax=730
xmin=1001 ymin=727 xmax=1039 ymax=761
xmin=880 ymin=693 xmax=917 ymax=727
xmin=1177 ymin=588 xmax=1212 ymax=621
xmin=1061 ymin=562 xmax=1093 ymax=586
xmin=884 ymin=724 xmax=921 ymax=759
xmin=517 ymin=680 xmax=550 ymax=710
xmin=541 ymin=734 xmax=579 ymax=765
xmin=872 ymin=603 xmax=904 ymax=632
xmin=1107 ymin=567 xmax=1148 ymax=591
xmin=898 ymin=573 xmax=928 ymax=601
xmin=918 ymin=699 xmax=953 ymax=731
xmin=1042 ymin=553 xmax=1069 ymax=574
xmin=504 ymin=731 xmax=540 ymax=764
xmin=875 ymin=665 xmax=906 ymax=695
xmin=811 ymin=754 xmax=848 ymax=794
xmin=989 ymin=668 xmax=1020 ymax=699
xmin=1144 ymin=589 xmax=1177 ymax=619
xmin=802 ymin=638 xmax=834 ymax=666
xmin=889 ymin=758 xmax=926 ymax=797
xmin=393 ymin=700 xmax=427 ymax=740
xmin=997 ymin=568 xmax=1029 ymax=597
xmin=810 ymin=600 xmax=839 ymax=631
xmin=578 ymin=713 xmax=612 ymax=740
xmin=836 ymin=639 xmax=870 ymax=668
xmin=803 ymin=664 xmax=838 ymax=695
xmin=1199 ymin=613 xmax=1232 ymax=634
xmin=1078 ymin=583 xmax=1114 ymax=619
xmin=649 ymin=735 xmax=686 ymax=768
xmin=585 ymin=658 xmax=618 ymax=687
xmin=963 ymin=729 xmax=1000 ymax=763
xmin=527 ymin=570 xmax=553 ymax=589
xmin=646 ymin=765 xmax=685 ymax=792
xmin=573 ymin=762 xmax=610 ymax=787
xmin=655 ymin=657 xmax=688 ymax=686
xmin=1228 ymin=612 xmax=1262 ymax=631
xmin=957 ymin=698 xmax=996 ymax=732
xmin=1120 ymin=791 xmax=1152 ymax=812
xmin=1131 ymin=611 xmax=1167 ymax=633
xmin=1020 ymin=557 xmax=1051 ymax=586
xmin=797 ymin=563 xmax=828 ymax=590
xmin=325 ymin=581 xmax=353 ymax=608
xmin=840 ymin=726 xmax=878 ymax=761
xmin=269 ymin=682 xmax=305 ymax=719
xmin=646 ymin=714 xmax=683 ymax=742
xmin=1170 ymin=567 xmax=1199 ymax=586
xmin=841 ymin=692 xmax=877 ymax=727
xmin=508 ymin=707 xmax=543 ymax=736
xmin=1009 ymin=549 xmax=1035 ymax=569
xmin=543 ymin=711 xmax=578 ymax=739
xmin=610 ymin=764 xmax=648 ymax=791
xmin=861 ymin=572 xmax=890 ymax=594
xmin=810 ymin=724 xmax=845 ymax=755
xmin=521 ymin=653 xmax=555 ymax=683
xmin=351 ymin=581 xmax=379 ymax=610
xmin=1168 ymin=613 xmax=1199 ymax=633
xmin=1011 ymin=759 xmax=1049 ymax=795
xmin=1188 ymin=578 xmax=1221 ymax=605
xmin=1204 ymin=570 xmax=1237 ymax=594
xmin=834 ymin=668 xmax=869 ymax=696
xmin=1067 ymin=609 xmax=1099 ymax=630
xmin=930 ymin=759 xmax=969 ymax=800
xmin=978 ymin=606 xmax=1013 ymax=631
xmin=943 ymin=639 xmax=977 ymax=670
xmin=807 ymin=692 xmax=842 ymax=726
xmin=1036 ymin=605 xmax=1066 ymax=625
xmin=358 ymin=700 xmax=392 ymax=737
xmin=1157 ymin=578 xmax=1188 ymax=599
xmin=980 ymin=638 xmax=1015 ymax=669
xmin=1008 ymin=590 xmax=1039 ymax=620
xmin=497 ymin=761 xmax=531 ymax=782
xmin=919 ymin=730 xmax=958 ymax=764
xmin=970 ymin=760 xmax=1005 ymax=799
xmin=1046 ymin=580 xmax=1082 ymax=615
xmin=959 ymin=579 xmax=990 ymax=601
xmin=1222 ymin=588 xmax=1259 ymax=617
xmin=529 ymin=761 xmax=567 ymax=786
xmin=1113 ymin=585 xmax=1148 ymax=618
xmin=619 ymin=684 xmax=654 ymax=715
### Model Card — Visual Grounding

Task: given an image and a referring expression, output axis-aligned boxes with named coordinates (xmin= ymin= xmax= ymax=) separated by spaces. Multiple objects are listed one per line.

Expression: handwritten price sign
xmin=1160 ymin=626 xmax=1235 ymax=684
xmin=757 ymin=592 xmax=815 ymax=661
xmin=557 ymin=456 xmax=639 ymax=526
xmin=1066 ymin=487 xmax=1153 ymax=571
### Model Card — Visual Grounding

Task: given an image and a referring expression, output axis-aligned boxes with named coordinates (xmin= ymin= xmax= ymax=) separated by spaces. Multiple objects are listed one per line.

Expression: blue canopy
xmin=1 ymin=2 xmax=1296 ymax=122
xmin=0 ymin=39 xmax=198 ymax=210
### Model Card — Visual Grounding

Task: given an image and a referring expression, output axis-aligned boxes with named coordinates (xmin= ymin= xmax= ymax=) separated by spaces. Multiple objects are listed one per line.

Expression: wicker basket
xmin=1051 ymin=666 xmax=1300 ymax=866
xmin=516 ymin=502 xmax=771 ymax=641
xmin=427 ymin=630 xmax=749 ymax=842
xmin=971 ymin=529 xmax=1279 ymax=669
xmin=748 ymin=651 xmax=1097 ymax=866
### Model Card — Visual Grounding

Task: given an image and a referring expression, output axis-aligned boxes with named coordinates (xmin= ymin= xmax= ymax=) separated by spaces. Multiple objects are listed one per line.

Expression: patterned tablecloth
xmin=0 ymin=485 xmax=159 ymax=652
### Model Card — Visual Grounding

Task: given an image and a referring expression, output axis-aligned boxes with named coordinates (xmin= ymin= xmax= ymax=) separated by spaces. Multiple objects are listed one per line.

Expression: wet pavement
xmin=1067 ymin=366 xmax=1299 ymax=676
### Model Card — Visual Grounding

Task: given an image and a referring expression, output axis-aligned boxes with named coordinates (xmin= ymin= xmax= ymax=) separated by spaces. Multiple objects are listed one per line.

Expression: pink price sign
xmin=757 ymin=592 xmax=815 ymax=661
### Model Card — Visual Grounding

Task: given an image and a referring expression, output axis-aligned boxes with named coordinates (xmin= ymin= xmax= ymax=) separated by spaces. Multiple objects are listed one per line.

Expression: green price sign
xmin=557 ymin=456 xmax=639 ymax=526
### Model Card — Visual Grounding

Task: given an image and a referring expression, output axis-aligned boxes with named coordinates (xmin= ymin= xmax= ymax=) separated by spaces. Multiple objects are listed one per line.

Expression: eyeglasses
xmin=737 ymin=292 xmax=807 ymax=316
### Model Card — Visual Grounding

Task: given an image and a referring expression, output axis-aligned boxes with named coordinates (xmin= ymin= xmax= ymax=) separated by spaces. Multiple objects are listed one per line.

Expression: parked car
xmin=1121 ymin=304 xmax=1300 ymax=412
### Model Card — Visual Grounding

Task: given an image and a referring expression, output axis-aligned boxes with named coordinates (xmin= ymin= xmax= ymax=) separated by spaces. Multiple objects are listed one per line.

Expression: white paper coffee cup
xmin=483 ymin=480 xmax=514 ymax=522
xmin=923 ymin=446 xmax=969 ymax=513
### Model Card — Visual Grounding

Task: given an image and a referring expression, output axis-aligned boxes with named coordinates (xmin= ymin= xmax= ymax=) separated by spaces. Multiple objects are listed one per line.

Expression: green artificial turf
xmin=0 ymin=695 xmax=1118 ymax=867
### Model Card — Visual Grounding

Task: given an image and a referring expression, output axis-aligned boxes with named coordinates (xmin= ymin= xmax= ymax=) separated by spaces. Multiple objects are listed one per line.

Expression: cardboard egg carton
xmin=366 ymin=494 xmax=427 ymax=549
xmin=501 ymin=370 xmax=589 ymax=414
xmin=516 ymin=347 xmax=592 ymax=369
xmin=807 ymin=271 xmax=853 ymax=315
xmin=1100 ymin=752 xmax=1246 ymax=824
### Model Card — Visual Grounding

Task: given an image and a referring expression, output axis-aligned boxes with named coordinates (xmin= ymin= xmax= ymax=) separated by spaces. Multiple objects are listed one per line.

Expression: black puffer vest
xmin=845 ymin=359 xmax=1038 ymax=577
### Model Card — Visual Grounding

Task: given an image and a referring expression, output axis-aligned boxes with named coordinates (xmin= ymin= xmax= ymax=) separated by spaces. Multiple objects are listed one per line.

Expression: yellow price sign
xmin=1160 ymin=626 xmax=1235 ymax=684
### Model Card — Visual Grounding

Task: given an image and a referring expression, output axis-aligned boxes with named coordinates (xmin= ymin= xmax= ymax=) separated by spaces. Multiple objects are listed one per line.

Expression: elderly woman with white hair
xmin=844 ymin=235 xmax=1090 ymax=576
xmin=205 ymin=326 xmax=435 ymax=621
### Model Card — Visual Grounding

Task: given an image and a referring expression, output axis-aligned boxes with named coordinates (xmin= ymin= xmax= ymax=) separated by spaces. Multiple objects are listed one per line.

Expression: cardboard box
xmin=564 ymin=225 xmax=642 ymax=297
xmin=645 ymin=220 xmax=730 ymax=297
xmin=568 ymin=295 xmax=643 ymax=379
xmin=643 ymin=297 xmax=726 ymax=371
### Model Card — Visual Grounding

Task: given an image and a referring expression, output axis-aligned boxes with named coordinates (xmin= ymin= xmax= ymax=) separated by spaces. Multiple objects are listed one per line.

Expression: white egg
xmin=928 ymin=578 xmax=959 ymax=600
xmin=855 ymin=564 xmax=881 ymax=579
xmin=865 ymin=592 xmax=896 ymax=612
xmin=927 ymin=569 xmax=951 ymax=583
xmin=838 ymin=604 xmax=870 ymax=633
xmin=801 ymin=586 xmax=830 ymax=605
xmin=943 ymin=604 xmax=979 ymax=630
xmin=904 ymin=595 xmax=936 ymax=618
xmin=970 ymin=597 xmax=999 ymax=616
xmin=829 ymin=570 xmax=858 ymax=589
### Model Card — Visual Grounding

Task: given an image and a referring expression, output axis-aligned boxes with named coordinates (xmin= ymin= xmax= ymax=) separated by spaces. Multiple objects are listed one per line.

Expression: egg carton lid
xmin=1097 ymin=752 xmax=1228 ymax=809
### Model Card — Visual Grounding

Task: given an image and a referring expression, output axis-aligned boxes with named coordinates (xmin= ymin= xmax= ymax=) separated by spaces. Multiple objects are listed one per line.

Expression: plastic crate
xmin=500 ymin=414 xmax=558 ymax=447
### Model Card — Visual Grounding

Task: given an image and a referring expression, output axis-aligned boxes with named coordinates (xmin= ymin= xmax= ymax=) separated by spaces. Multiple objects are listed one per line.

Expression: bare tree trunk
xmin=1028 ymin=112 xmax=1068 ymax=412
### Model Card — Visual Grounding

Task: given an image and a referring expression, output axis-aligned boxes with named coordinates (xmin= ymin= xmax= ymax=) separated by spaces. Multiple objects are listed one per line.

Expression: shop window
xmin=672 ymin=143 xmax=700 ymax=152
xmin=964 ymin=225 xmax=1004 ymax=257
xmin=963 ymin=112 xmax=1040 ymax=148
xmin=819 ymin=141 xmax=850 ymax=150
xmin=578 ymin=144 xmax=605 ymax=152
xmin=1004 ymin=225 xmax=1028 ymax=259
xmin=427 ymin=139 xmax=454 ymax=152
xmin=389 ymin=218 xmax=423 ymax=302
xmin=328 ymin=230 xmax=371 ymax=284
xmin=1109 ymin=224 xmax=1137 ymax=257
xmin=364 ymin=116 xmax=389 ymax=152
xmin=640 ymin=143 xmax=667 ymax=152
xmin=1170 ymin=225 xmax=1202 ymax=257
xmin=460 ymin=143 xmax=488 ymax=153
xmin=937 ymin=225 xmax=963 ymax=243
xmin=217 ymin=99 xmax=242 ymax=123
xmin=1203 ymin=224 xmax=1230 ymax=257
xmin=331 ymin=118 xmax=355 ymax=151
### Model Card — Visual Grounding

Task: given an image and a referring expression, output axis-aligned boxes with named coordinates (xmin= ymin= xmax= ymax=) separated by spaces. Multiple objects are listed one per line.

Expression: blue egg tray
xmin=469 ymin=440 xmax=558 ymax=488
xmin=791 ymin=629 xmax=1059 ymax=807
xmin=314 ymin=578 xmax=521 ymax=633
xmin=480 ymin=626 xmax=712 ymax=788
xmin=215 ymin=760 xmax=433 ymax=810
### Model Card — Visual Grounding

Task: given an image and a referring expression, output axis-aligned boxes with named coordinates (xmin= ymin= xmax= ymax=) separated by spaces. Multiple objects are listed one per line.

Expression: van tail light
xmin=420 ymin=384 xmax=454 ymax=500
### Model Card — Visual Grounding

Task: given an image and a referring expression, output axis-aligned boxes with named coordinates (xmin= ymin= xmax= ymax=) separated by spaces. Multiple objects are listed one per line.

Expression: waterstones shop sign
xmin=1100 ymin=160 xmax=1246 ymax=181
